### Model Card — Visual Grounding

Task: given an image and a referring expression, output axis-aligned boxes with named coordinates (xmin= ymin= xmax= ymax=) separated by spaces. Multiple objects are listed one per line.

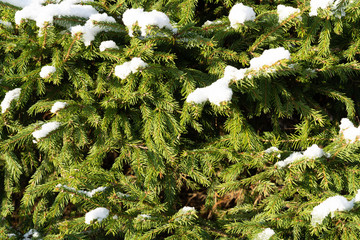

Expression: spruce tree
xmin=1 ymin=0 xmax=360 ymax=239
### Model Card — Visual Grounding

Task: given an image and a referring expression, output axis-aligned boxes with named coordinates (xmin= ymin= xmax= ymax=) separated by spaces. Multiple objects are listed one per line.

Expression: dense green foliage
xmin=1 ymin=0 xmax=360 ymax=239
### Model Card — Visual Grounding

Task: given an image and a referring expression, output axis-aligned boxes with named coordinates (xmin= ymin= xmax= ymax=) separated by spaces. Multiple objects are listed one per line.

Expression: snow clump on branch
xmin=23 ymin=229 xmax=40 ymax=240
xmin=40 ymin=65 xmax=56 ymax=78
xmin=122 ymin=8 xmax=176 ymax=37
xmin=1 ymin=88 xmax=21 ymax=114
xmin=186 ymin=47 xmax=290 ymax=105
xmin=9 ymin=0 xmax=115 ymax=42
xmin=186 ymin=76 xmax=233 ymax=106
xmin=70 ymin=13 xmax=116 ymax=46
xmin=14 ymin=0 xmax=97 ymax=28
xmin=114 ymin=57 xmax=148 ymax=79
xmin=277 ymin=5 xmax=301 ymax=23
xmin=32 ymin=121 xmax=61 ymax=140
xmin=99 ymin=40 xmax=119 ymax=52
xmin=179 ymin=206 xmax=196 ymax=213
xmin=51 ymin=101 xmax=67 ymax=113
xmin=56 ymin=184 xmax=106 ymax=197
xmin=275 ymin=144 xmax=330 ymax=168
xmin=309 ymin=0 xmax=353 ymax=17
xmin=229 ymin=3 xmax=256 ymax=28
xmin=254 ymin=228 xmax=275 ymax=240
xmin=249 ymin=47 xmax=291 ymax=70
xmin=311 ymin=191 xmax=360 ymax=226
xmin=85 ymin=207 xmax=109 ymax=224
xmin=339 ymin=118 xmax=360 ymax=143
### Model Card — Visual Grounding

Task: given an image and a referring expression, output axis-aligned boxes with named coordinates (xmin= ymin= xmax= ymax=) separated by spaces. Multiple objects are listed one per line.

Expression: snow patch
xmin=99 ymin=40 xmax=119 ymax=52
xmin=0 ymin=20 xmax=12 ymax=27
xmin=14 ymin=0 xmax=98 ymax=29
xmin=311 ymin=195 xmax=354 ymax=226
xmin=249 ymin=47 xmax=290 ymax=70
xmin=1 ymin=88 xmax=21 ymax=113
xmin=32 ymin=121 xmax=61 ymax=140
xmin=277 ymin=5 xmax=301 ymax=23
xmin=85 ymin=207 xmax=109 ymax=224
xmin=186 ymin=77 xmax=232 ymax=106
xmin=122 ymin=8 xmax=175 ymax=37
xmin=114 ymin=57 xmax=148 ymax=79
xmin=229 ymin=3 xmax=256 ymax=28
xmin=23 ymin=229 xmax=40 ymax=240
xmin=70 ymin=13 xmax=116 ymax=46
xmin=137 ymin=214 xmax=151 ymax=220
xmin=40 ymin=65 xmax=56 ymax=78
xmin=309 ymin=0 xmax=352 ymax=17
xmin=179 ymin=206 xmax=196 ymax=213
xmin=264 ymin=146 xmax=280 ymax=154
xmin=254 ymin=228 xmax=275 ymax=240
xmin=0 ymin=0 xmax=36 ymax=8
xmin=56 ymin=184 xmax=106 ymax=197
xmin=276 ymin=144 xmax=329 ymax=168
xmin=51 ymin=101 xmax=67 ymax=113
xmin=339 ymin=118 xmax=360 ymax=143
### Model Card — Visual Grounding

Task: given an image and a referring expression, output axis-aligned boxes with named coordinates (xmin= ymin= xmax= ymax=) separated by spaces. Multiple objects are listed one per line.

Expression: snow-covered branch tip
xmin=114 ymin=57 xmax=148 ymax=79
xmin=122 ymin=8 xmax=177 ymax=37
xmin=1 ymin=88 xmax=21 ymax=114
xmin=186 ymin=47 xmax=290 ymax=106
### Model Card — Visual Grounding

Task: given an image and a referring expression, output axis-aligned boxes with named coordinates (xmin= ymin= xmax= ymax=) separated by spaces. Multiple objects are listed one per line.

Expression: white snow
xmin=202 ymin=20 xmax=222 ymax=27
xmin=354 ymin=189 xmax=360 ymax=203
xmin=122 ymin=8 xmax=176 ymax=37
xmin=70 ymin=13 xmax=116 ymax=46
xmin=303 ymin=144 xmax=330 ymax=159
xmin=254 ymin=228 xmax=275 ymax=240
xmin=0 ymin=0 xmax=35 ymax=8
xmin=1 ymin=88 xmax=21 ymax=114
xmin=311 ymin=190 xmax=360 ymax=226
xmin=0 ymin=20 xmax=12 ymax=27
xmin=223 ymin=65 xmax=248 ymax=81
xmin=187 ymin=48 xmax=290 ymax=106
xmin=56 ymin=184 xmax=106 ymax=197
xmin=309 ymin=0 xmax=352 ymax=17
xmin=14 ymin=0 xmax=98 ymax=29
xmin=39 ymin=65 xmax=56 ymax=78
xmin=85 ymin=186 xmax=106 ymax=197
xmin=309 ymin=0 xmax=335 ymax=16
xmin=50 ymin=101 xmax=67 ymax=113
xmin=264 ymin=146 xmax=280 ymax=154
xmin=99 ymin=40 xmax=119 ymax=52
xmin=311 ymin=195 xmax=354 ymax=226
xmin=276 ymin=151 xmax=303 ymax=168
xmin=276 ymin=144 xmax=329 ymax=168
xmin=179 ymin=206 xmax=196 ymax=213
xmin=85 ymin=207 xmax=109 ymax=224
xmin=114 ymin=57 xmax=148 ymax=79
xmin=249 ymin=47 xmax=291 ymax=70
xmin=277 ymin=5 xmax=301 ymax=23
xmin=138 ymin=214 xmax=151 ymax=220
xmin=117 ymin=192 xmax=130 ymax=198
xmin=32 ymin=121 xmax=61 ymax=140
xmin=23 ymin=229 xmax=40 ymax=240
xmin=186 ymin=77 xmax=232 ymax=105
xmin=340 ymin=118 xmax=360 ymax=143
xmin=228 ymin=3 xmax=256 ymax=29
xmin=339 ymin=118 xmax=354 ymax=131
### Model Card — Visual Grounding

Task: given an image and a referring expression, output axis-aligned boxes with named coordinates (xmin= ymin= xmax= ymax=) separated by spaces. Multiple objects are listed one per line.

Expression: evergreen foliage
xmin=1 ymin=0 xmax=360 ymax=239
